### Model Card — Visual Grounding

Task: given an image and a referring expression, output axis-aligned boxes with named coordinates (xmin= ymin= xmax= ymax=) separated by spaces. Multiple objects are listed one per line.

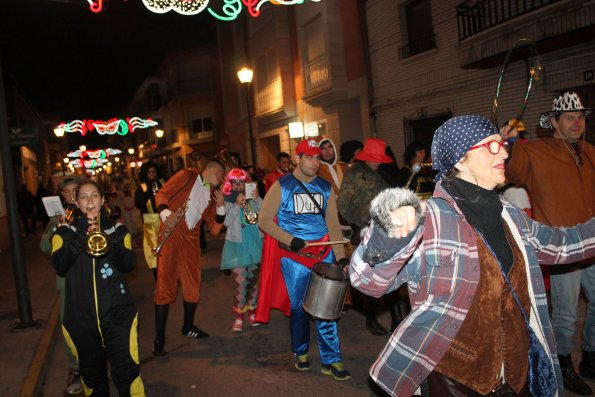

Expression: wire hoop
xmin=492 ymin=38 xmax=542 ymax=128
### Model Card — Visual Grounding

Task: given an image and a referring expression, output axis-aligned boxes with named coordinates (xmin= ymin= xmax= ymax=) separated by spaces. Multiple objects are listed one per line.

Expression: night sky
xmin=0 ymin=0 xmax=215 ymax=121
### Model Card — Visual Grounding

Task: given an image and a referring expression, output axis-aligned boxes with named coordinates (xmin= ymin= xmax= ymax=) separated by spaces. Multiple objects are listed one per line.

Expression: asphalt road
xmin=41 ymin=232 xmax=393 ymax=396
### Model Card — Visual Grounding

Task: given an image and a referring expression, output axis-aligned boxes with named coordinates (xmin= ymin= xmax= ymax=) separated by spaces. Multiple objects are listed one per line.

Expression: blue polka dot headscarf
xmin=431 ymin=115 xmax=498 ymax=182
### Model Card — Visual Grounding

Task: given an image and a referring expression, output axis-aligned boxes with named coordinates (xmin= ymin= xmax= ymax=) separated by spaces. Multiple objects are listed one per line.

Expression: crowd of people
xmin=34 ymin=90 xmax=593 ymax=397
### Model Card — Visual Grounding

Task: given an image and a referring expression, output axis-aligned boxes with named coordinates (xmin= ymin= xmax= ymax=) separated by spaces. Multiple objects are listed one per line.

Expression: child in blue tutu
xmin=220 ymin=168 xmax=263 ymax=332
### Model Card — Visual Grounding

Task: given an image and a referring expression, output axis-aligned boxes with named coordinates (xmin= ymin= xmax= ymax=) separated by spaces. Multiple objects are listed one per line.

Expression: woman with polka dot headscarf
xmin=51 ymin=179 xmax=145 ymax=396
xmin=349 ymin=115 xmax=595 ymax=397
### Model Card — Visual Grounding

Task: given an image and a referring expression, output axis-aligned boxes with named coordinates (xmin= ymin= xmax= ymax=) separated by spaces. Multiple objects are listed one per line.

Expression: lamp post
xmin=237 ymin=67 xmax=257 ymax=166
xmin=53 ymin=126 xmax=66 ymax=176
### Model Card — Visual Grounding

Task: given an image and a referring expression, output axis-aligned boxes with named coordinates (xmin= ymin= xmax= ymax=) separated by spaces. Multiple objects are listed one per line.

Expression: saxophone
xmin=151 ymin=198 xmax=190 ymax=256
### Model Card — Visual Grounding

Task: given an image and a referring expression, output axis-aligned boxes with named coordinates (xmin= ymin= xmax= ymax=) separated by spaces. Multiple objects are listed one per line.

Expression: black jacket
xmin=51 ymin=211 xmax=136 ymax=330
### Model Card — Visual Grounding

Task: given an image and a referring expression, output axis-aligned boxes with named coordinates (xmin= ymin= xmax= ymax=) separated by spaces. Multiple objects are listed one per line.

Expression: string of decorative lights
xmin=56 ymin=117 xmax=158 ymax=136
xmin=143 ymin=0 xmax=321 ymax=20
xmin=87 ymin=0 xmax=104 ymax=13
xmin=70 ymin=158 xmax=110 ymax=169
xmin=66 ymin=148 xmax=122 ymax=159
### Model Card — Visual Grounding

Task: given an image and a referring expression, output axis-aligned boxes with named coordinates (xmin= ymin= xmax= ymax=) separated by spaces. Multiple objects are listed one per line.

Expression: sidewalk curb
xmin=19 ymin=293 xmax=60 ymax=397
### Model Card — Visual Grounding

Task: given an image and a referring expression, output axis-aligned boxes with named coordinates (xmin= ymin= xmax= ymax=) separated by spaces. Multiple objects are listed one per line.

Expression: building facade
xmin=365 ymin=0 xmax=595 ymax=163
xmin=124 ymin=46 xmax=226 ymax=177
xmin=217 ymin=0 xmax=372 ymax=171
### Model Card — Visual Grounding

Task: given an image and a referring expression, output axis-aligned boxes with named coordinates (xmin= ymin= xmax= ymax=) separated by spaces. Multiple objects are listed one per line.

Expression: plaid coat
xmin=350 ymin=183 xmax=595 ymax=397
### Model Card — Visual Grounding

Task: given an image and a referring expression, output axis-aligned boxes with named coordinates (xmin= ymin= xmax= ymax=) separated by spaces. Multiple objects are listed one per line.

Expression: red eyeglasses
xmin=468 ymin=140 xmax=509 ymax=155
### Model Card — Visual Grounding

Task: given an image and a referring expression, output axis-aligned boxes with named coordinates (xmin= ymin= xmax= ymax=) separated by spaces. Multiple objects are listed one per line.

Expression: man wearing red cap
xmin=338 ymin=138 xmax=402 ymax=336
xmin=257 ymin=139 xmax=351 ymax=381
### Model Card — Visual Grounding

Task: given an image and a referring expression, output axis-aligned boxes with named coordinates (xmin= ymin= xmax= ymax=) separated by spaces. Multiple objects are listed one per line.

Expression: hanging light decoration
xmin=55 ymin=117 xmax=158 ymax=136
xmin=66 ymin=148 xmax=123 ymax=159
xmin=142 ymin=0 xmax=320 ymax=21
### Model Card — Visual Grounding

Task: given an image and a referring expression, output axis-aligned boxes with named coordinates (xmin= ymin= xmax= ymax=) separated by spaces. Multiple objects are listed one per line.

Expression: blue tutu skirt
xmin=220 ymin=223 xmax=263 ymax=270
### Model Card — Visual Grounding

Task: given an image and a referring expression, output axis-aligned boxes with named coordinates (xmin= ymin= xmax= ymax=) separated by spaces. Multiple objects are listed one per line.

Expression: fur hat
xmin=539 ymin=91 xmax=591 ymax=129
xmin=353 ymin=139 xmax=393 ymax=164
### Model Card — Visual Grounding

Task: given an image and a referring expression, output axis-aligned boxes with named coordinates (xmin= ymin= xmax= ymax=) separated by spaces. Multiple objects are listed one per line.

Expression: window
xmin=304 ymin=15 xmax=324 ymax=62
xmin=404 ymin=111 xmax=451 ymax=148
xmin=146 ymin=83 xmax=162 ymax=111
xmin=190 ymin=117 xmax=214 ymax=140
xmin=399 ymin=0 xmax=436 ymax=60
xmin=255 ymin=48 xmax=278 ymax=91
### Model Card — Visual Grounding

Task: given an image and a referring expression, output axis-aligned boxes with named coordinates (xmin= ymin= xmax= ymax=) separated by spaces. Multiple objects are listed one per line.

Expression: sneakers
xmin=321 ymin=362 xmax=352 ymax=381
xmin=294 ymin=354 xmax=311 ymax=371
xmin=232 ymin=315 xmax=243 ymax=332
xmin=65 ymin=370 xmax=83 ymax=395
xmin=152 ymin=339 xmax=167 ymax=357
xmin=182 ymin=325 xmax=210 ymax=339
xmin=247 ymin=310 xmax=260 ymax=327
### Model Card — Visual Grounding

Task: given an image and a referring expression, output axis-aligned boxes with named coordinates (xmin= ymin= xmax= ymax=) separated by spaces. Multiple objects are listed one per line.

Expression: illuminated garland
xmin=87 ymin=0 xmax=104 ymax=13
xmin=57 ymin=117 xmax=158 ymax=136
xmin=70 ymin=158 xmax=110 ymax=169
xmin=66 ymin=148 xmax=122 ymax=159
xmin=142 ymin=0 xmax=209 ymax=15
xmin=144 ymin=0 xmax=321 ymax=20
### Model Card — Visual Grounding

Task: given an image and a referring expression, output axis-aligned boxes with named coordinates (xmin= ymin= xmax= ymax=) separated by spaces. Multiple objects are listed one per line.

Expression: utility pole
xmin=0 ymin=56 xmax=35 ymax=328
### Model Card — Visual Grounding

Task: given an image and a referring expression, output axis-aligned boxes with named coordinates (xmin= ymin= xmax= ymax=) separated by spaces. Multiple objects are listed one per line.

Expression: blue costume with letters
xmin=277 ymin=173 xmax=342 ymax=364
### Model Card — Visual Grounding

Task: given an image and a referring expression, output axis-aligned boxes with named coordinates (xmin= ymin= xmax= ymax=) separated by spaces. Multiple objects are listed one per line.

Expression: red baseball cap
xmin=296 ymin=139 xmax=321 ymax=156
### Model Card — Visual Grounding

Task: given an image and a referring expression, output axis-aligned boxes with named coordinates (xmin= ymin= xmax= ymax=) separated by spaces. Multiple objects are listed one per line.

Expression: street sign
xmin=9 ymin=125 xmax=38 ymax=147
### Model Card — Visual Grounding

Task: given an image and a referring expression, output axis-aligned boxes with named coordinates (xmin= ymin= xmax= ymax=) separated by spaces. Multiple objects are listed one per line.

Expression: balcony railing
xmin=304 ymin=54 xmax=330 ymax=94
xmin=255 ymin=78 xmax=283 ymax=116
xmin=457 ymin=0 xmax=561 ymax=41
xmin=398 ymin=34 xmax=436 ymax=60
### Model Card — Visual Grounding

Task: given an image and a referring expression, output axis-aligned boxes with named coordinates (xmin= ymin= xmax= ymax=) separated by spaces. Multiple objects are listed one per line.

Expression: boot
xmin=366 ymin=315 xmax=388 ymax=336
xmin=580 ymin=349 xmax=595 ymax=379
xmin=559 ymin=354 xmax=593 ymax=395
xmin=388 ymin=304 xmax=404 ymax=333
xmin=153 ymin=304 xmax=169 ymax=356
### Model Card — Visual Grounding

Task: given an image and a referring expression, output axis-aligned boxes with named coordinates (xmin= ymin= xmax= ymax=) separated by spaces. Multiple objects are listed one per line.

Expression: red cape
xmin=255 ymin=232 xmax=290 ymax=323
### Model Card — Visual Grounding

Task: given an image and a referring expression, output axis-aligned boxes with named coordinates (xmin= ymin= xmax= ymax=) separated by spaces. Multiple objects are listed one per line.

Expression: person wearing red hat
xmin=337 ymin=138 xmax=399 ymax=336
xmin=257 ymin=139 xmax=352 ymax=381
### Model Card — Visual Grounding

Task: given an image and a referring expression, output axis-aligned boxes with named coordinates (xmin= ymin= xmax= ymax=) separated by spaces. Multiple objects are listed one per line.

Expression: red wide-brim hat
xmin=354 ymin=138 xmax=393 ymax=163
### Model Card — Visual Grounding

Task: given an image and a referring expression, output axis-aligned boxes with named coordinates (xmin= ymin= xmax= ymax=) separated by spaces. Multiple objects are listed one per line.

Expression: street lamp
xmin=237 ymin=67 xmax=257 ymax=166
xmin=155 ymin=129 xmax=164 ymax=138
xmin=53 ymin=127 xmax=66 ymax=176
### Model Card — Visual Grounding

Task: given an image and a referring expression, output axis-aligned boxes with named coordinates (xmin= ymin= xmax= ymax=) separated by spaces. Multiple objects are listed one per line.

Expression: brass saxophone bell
xmin=85 ymin=215 xmax=110 ymax=257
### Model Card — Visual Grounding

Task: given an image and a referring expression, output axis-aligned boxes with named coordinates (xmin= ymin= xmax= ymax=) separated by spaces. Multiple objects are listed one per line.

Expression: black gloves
xmin=363 ymin=222 xmax=404 ymax=265
xmin=289 ymin=237 xmax=306 ymax=252
xmin=337 ymin=257 xmax=350 ymax=270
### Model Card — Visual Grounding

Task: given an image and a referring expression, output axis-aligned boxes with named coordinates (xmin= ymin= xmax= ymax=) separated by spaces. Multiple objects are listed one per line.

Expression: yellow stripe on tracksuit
xmin=129 ymin=314 xmax=146 ymax=396
xmin=62 ymin=325 xmax=93 ymax=395
xmin=92 ymin=258 xmax=105 ymax=347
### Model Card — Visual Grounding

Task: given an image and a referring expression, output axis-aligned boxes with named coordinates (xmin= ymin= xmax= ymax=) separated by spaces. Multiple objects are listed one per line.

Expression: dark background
xmin=0 ymin=0 xmax=215 ymax=120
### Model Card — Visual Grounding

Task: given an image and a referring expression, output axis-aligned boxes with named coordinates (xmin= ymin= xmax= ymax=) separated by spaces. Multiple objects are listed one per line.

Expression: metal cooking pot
xmin=302 ymin=262 xmax=349 ymax=321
